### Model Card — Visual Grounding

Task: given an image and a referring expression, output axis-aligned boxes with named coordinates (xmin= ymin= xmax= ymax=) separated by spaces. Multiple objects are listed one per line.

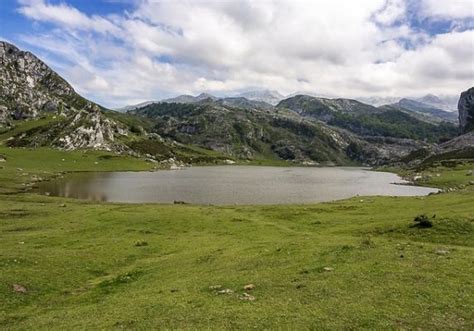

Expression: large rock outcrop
xmin=458 ymin=87 xmax=474 ymax=133
xmin=0 ymin=41 xmax=131 ymax=151
xmin=0 ymin=41 xmax=88 ymax=125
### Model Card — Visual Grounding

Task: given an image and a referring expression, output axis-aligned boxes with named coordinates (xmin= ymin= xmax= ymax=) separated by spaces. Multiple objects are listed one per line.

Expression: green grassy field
xmin=0 ymin=147 xmax=473 ymax=329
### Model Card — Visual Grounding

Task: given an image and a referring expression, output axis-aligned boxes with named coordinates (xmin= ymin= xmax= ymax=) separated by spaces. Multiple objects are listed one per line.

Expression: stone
xmin=323 ymin=267 xmax=334 ymax=272
xmin=12 ymin=284 xmax=27 ymax=293
xmin=217 ymin=289 xmax=233 ymax=295
xmin=239 ymin=293 xmax=256 ymax=301
xmin=243 ymin=284 xmax=255 ymax=291
xmin=435 ymin=249 xmax=449 ymax=255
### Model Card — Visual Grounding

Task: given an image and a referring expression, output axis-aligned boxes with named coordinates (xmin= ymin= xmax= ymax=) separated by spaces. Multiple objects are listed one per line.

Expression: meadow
xmin=0 ymin=147 xmax=473 ymax=329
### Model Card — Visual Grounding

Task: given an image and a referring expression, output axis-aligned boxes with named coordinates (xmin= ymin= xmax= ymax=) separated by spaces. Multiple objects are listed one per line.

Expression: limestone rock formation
xmin=458 ymin=87 xmax=474 ymax=132
xmin=0 ymin=41 xmax=84 ymax=124
xmin=0 ymin=41 xmax=130 ymax=151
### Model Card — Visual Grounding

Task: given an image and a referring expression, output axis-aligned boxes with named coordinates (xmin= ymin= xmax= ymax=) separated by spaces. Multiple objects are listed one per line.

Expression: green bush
xmin=413 ymin=214 xmax=433 ymax=228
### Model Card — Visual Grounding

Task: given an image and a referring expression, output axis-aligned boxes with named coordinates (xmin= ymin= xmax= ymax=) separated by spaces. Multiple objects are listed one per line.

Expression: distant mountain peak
xmin=236 ymin=90 xmax=284 ymax=105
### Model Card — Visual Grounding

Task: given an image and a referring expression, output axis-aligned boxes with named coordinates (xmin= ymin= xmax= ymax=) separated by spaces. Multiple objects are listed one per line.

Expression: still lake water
xmin=37 ymin=166 xmax=438 ymax=205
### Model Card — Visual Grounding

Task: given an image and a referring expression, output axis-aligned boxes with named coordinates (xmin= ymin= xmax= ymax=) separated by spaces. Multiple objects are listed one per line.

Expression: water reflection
xmin=37 ymin=166 xmax=439 ymax=205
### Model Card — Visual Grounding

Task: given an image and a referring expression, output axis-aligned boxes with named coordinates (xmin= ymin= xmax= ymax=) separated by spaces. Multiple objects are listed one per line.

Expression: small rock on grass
xmin=323 ymin=267 xmax=334 ymax=272
xmin=244 ymin=284 xmax=255 ymax=291
xmin=13 ymin=284 xmax=27 ymax=293
xmin=217 ymin=288 xmax=233 ymax=295
xmin=239 ymin=293 xmax=256 ymax=301
xmin=209 ymin=285 xmax=222 ymax=290
xmin=435 ymin=248 xmax=449 ymax=255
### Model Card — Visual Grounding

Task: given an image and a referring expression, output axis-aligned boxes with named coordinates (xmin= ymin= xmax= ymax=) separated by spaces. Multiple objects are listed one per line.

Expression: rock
xmin=217 ymin=289 xmax=233 ymax=295
xmin=239 ymin=293 xmax=256 ymax=301
xmin=209 ymin=285 xmax=222 ymax=290
xmin=435 ymin=249 xmax=449 ymax=255
xmin=469 ymin=181 xmax=474 ymax=185
xmin=0 ymin=41 xmax=75 ymax=123
xmin=323 ymin=267 xmax=334 ymax=272
xmin=12 ymin=284 xmax=27 ymax=293
xmin=467 ymin=170 xmax=473 ymax=176
xmin=243 ymin=284 xmax=255 ymax=291
xmin=0 ymin=155 xmax=6 ymax=162
xmin=0 ymin=41 xmax=130 ymax=151
xmin=224 ymin=159 xmax=236 ymax=165
xmin=458 ymin=87 xmax=474 ymax=133
xmin=59 ymin=203 xmax=66 ymax=208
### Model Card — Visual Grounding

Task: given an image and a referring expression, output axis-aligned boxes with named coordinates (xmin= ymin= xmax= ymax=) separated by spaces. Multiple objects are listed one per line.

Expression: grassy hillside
xmin=278 ymin=95 xmax=458 ymax=142
xmin=131 ymin=102 xmax=356 ymax=164
xmin=0 ymin=148 xmax=473 ymax=329
xmin=329 ymin=109 xmax=458 ymax=142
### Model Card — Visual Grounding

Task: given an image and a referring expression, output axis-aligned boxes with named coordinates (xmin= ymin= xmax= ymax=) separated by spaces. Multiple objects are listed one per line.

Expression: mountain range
xmin=1 ymin=40 xmax=472 ymax=167
xmin=118 ymin=91 xmax=459 ymax=122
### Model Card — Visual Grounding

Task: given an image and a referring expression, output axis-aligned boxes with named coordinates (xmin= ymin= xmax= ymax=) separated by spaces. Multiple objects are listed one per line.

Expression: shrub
xmin=413 ymin=214 xmax=433 ymax=228
xmin=134 ymin=240 xmax=148 ymax=247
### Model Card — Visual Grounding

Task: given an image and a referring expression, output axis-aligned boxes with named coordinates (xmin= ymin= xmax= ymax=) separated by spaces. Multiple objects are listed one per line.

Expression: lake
xmin=36 ymin=166 xmax=438 ymax=205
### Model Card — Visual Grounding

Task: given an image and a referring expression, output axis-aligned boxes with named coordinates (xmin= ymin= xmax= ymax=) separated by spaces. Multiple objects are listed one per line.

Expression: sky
xmin=0 ymin=0 xmax=473 ymax=108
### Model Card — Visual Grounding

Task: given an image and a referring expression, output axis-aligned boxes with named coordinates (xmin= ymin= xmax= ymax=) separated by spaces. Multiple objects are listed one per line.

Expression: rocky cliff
xmin=0 ymin=41 xmax=131 ymax=151
xmin=458 ymin=87 xmax=474 ymax=133
xmin=0 ymin=41 xmax=87 ymax=124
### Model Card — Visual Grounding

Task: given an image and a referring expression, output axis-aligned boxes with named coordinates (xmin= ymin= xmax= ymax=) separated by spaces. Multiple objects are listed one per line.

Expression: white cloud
xmin=15 ymin=0 xmax=474 ymax=107
xmin=420 ymin=0 xmax=474 ymax=19
xmin=18 ymin=0 xmax=120 ymax=34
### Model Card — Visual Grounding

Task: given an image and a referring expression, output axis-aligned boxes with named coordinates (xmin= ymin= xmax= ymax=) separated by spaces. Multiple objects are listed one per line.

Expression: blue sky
xmin=0 ymin=0 xmax=473 ymax=108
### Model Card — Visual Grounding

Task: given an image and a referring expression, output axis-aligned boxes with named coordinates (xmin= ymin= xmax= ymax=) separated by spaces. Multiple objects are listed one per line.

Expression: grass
xmin=0 ymin=147 xmax=473 ymax=329
xmin=0 ymin=146 xmax=151 ymax=193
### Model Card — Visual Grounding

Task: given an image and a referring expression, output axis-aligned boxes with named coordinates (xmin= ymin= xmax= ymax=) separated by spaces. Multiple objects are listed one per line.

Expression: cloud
xmin=14 ymin=0 xmax=474 ymax=107
xmin=17 ymin=0 xmax=120 ymax=34
xmin=420 ymin=0 xmax=474 ymax=20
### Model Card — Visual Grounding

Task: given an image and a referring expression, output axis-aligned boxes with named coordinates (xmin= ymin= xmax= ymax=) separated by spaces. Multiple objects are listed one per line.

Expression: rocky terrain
xmin=277 ymin=95 xmax=457 ymax=142
xmin=129 ymin=98 xmax=439 ymax=165
xmin=0 ymin=41 xmax=83 ymax=124
xmin=389 ymin=98 xmax=458 ymax=123
xmin=0 ymin=41 xmax=134 ymax=151
xmin=458 ymin=87 xmax=474 ymax=133
xmin=399 ymin=87 xmax=474 ymax=167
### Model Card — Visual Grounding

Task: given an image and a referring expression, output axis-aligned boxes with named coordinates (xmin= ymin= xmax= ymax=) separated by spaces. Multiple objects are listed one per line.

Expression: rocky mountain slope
xmin=400 ymin=87 xmax=474 ymax=167
xmin=129 ymin=99 xmax=435 ymax=165
xmin=236 ymin=90 xmax=285 ymax=105
xmin=417 ymin=94 xmax=458 ymax=112
xmin=0 ymin=41 xmax=86 ymax=124
xmin=390 ymin=98 xmax=458 ymax=123
xmin=277 ymin=95 xmax=457 ymax=142
xmin=162 ymin=93 xmax=218 ymax=104
xmin=0 ymin=41 xmax=134 ymax=151
xmin=458 ymin=87 xmax=474 ymax=133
